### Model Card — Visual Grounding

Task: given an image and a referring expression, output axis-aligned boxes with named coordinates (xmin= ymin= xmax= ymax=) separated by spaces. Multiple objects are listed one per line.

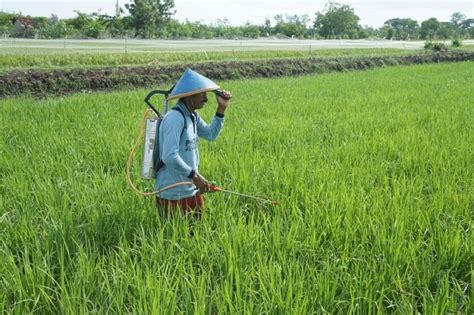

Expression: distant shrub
xmin=424 ymin=41 xmax=448 ymax=52
xmin=432 ymin=43 xmax=448 ymax=51
xmin=383 ymin=57 xmax=399 ymax=66
xmin=452 ymin=38 xmax=462 ymax=48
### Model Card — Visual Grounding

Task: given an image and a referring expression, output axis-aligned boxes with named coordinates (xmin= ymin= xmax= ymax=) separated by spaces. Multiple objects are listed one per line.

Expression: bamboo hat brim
xmin=167 ymin=68 xmax=219 ymax=100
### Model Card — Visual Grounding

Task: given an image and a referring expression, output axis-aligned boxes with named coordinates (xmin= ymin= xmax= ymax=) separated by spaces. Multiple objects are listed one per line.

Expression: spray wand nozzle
xmin=209 ymin=181 xmax=221 ymax=192
xmin=207 ymin=180 xmax=278 ymax=205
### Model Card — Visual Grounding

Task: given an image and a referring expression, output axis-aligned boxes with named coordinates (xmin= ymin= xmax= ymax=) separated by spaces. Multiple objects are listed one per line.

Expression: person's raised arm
xmin=197 ymin=90 xmax=232 ymax=140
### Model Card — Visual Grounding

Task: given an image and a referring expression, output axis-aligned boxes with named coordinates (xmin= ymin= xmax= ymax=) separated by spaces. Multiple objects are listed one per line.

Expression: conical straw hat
xmin=167 ymin=68 xmax=219 ymax=100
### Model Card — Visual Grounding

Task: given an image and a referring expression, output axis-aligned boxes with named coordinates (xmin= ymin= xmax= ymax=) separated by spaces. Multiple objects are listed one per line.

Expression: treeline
xmin=1 ymin=0 xmax=473 ymax=40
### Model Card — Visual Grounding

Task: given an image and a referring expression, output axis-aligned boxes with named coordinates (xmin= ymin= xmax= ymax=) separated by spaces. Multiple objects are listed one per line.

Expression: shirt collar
xmin=177 ymin=100 xmax=195 ymax=117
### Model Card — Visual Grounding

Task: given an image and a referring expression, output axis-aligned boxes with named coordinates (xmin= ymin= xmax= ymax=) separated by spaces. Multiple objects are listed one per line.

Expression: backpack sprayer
xmin=125 ymin=87 xmax=182 ymax=196
xmin=125 ymin=81 xmax=278 ymax=205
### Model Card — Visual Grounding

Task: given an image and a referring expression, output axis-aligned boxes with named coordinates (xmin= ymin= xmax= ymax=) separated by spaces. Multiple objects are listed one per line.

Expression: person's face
xmin=187 ymin=92 xmax=208 ymax=110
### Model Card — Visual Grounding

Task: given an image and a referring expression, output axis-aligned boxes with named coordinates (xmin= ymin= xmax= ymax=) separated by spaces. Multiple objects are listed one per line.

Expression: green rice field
xmin=1 ymin=62 xmax=473 ymax=313
xmin=0 ymin=47 xmax=410 ymax=71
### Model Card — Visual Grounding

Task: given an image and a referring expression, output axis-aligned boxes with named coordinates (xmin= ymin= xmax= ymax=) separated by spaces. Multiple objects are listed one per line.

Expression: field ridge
xmin=1 ymin=50 xmax=473 ymax=98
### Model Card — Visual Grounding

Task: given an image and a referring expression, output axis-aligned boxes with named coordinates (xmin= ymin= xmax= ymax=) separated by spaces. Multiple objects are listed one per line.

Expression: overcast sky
xmin=1 ymin=0 xmax=473 ymax=27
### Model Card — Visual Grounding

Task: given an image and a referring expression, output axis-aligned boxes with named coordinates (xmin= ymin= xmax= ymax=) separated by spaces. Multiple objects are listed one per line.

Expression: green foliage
xmin=424 ymin=41 xmax=448 ymax=51
xmin=274 ymin=14 xmax=310 ymax=38
xmin=1 ymin=62 xmax=472 ymax=312
xmin=83 ymin=20 xmax=106 ymax=38
xmin=451 ymin=38 xmax=462 ymax=47
xmin=433 ymin=42 xmax=448 ymax=51
xmin=241 ymin=22 xmax=260 ymax=39
xmin=30 ymin=16 xmax=49 ymax=29
xmin=424 ymin=41 xmax=434 ymax=50
xmin=65 ymin=11 xmax=108 ymax=38
xmin=34 ymin=20 xmax=73 ymax=39
xmin=125 ymin=0 xmax=175 ymax=38
xmin=0 ymin=12 xmax=14 ymax=36
xmin=0 ymin=7 xmax=471 ymax=40
xmin=103 ymin=16 xmax=129 ymax=37
xmin=450 ymin=12 xmax=466 ymax=28
xmin=383 ymin=18 xmax=419 ymax=40
xmin=420 ymin=18 xmax=441 ymax=39
xmin=469 ymin=26 xmax=474 ymax=39
xmin=67 ymin=11 xmax=94 ymax=31
xmin=313 ymin=1 xmax=360 ymax=39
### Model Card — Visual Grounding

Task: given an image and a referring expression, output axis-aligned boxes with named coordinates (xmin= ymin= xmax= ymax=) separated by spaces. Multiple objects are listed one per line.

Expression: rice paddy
xmin=1 ymin=61 xmax=472 ymax=313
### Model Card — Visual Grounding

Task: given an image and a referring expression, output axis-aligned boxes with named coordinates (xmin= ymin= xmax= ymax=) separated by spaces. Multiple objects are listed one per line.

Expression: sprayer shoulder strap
xmin=154 ymin=107 xmax=187 ymax=173
xmin=171 ymin=107 xmax=187 ymax=136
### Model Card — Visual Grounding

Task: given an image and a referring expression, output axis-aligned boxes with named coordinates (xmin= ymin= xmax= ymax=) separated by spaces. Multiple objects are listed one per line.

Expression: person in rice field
xmin=155 ymin=68 xmax=232 ymax=218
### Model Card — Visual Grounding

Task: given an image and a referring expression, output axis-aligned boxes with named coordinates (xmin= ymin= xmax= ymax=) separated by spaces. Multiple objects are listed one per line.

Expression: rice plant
xmin=1 ymin=62 xmax=472 ymax=313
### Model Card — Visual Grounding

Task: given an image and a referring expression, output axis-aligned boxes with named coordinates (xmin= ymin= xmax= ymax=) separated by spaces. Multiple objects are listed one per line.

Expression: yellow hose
xmin=125 ymin=108 xmax=194 ymax=196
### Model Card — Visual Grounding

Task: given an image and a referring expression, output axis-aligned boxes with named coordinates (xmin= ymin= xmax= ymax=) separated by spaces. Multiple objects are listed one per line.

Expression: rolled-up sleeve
xmin=197 ymin=114 xmax=224 ymax=140
xmin=160 ymin=112 xmax=193 ymax=176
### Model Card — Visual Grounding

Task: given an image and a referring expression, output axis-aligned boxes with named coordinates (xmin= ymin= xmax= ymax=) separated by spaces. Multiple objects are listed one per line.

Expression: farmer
xmin=155 ymin=68 xmax=232 ymax=218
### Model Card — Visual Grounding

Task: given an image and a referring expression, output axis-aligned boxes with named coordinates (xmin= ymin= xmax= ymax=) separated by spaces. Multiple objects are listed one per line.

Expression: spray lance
xmin=208 ymin=181 xmax=279 ymax=205
xmin=126 ymin=88 xmax=278 ymax=205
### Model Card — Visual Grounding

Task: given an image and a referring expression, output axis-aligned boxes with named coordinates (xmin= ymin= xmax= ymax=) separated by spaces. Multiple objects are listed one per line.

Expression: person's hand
xmin=216 ymin=90 xmax=232 ymax=115
xmin=192 ymin=172 xmax=210 ymax=194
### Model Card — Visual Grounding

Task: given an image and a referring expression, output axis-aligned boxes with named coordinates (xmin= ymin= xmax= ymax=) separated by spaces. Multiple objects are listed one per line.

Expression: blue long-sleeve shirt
xmin=154 ymin=100 xmax=224 ymax=200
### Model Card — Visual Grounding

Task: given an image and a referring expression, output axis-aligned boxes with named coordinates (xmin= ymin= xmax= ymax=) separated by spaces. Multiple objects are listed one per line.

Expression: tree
xmin=241 ymin=22 xmax=260 ymax=39
xmin=313 ymin=1 xmax=360 ymax=39
xmin=54 ymin=21 xmax=73 ymax=38
xmin=100 ymin=13 xmax=128 ymax=37
xmin=437 ymin=22 xmax=454 ymax=39
xmin=66 ymin=11 xmax=94 ymax=32
xmin=460 ymin=18 xmax=474 ymax=29
xmin=83 ymin=19 xmax=105 ymax=38
xmin=261 ymin=18 xmax=272 ymax=37
xmin=0 ymin=12 xmax=14 ymax=37
xmin=213 ymin=18 xmax=231 ymax=38
xmin=420 ymin=17 xmax=441 ymax=39
xmin=358 ymin=25 xmax=377 ymax=39
xmin=380 ymin=25 xmax=394 ymax=39
xmin=37 ymin=20 xmax=73 ymax=39
xmin=48 ymin=14 xmax=59 ymax=24
xmin=64 ymin=11 xmax=106 ymax=38
xmin=449 ymin=12 xmax=467 ymax=38
xmin=31 ymin=16 xmax=49 ymax=29
xmin=125 ymin=0 xmax=175 ymax=38
xmin=383 ymin=18 xmax=418 ymax=40
xmin=450 ymin=12 xmax=466 ymax=27
xmin=460 ymin=18 xmax=474 ymax=38
xmin=274 ymin=14 xmax=310 ymax=38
